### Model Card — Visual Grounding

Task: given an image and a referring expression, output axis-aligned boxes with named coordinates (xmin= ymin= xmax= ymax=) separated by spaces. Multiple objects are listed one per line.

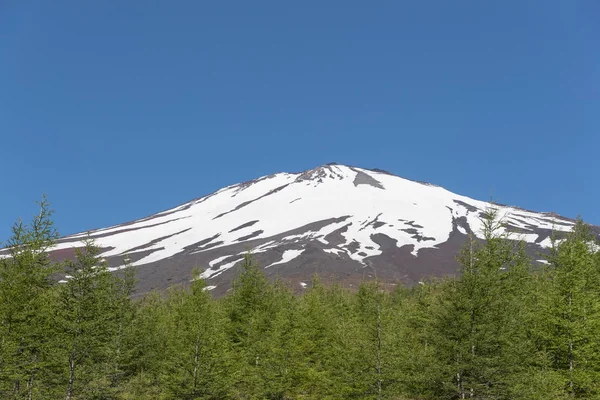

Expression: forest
xmin=1 ymin=196 xmax=600 ymax=400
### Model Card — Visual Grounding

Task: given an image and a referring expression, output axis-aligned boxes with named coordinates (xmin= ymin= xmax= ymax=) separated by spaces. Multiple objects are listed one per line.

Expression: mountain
xmin=32 ymin=164 xmax=594 ymax=295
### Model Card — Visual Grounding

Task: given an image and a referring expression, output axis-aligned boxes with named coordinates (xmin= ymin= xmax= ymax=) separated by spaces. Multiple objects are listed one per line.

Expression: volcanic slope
xmin=47 ymin=164 xmax=583 ymax=295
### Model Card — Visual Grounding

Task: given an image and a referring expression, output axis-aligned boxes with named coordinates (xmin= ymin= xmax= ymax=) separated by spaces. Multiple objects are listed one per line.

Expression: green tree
xmin=118 ymin=291 xmax=169 ymax=399
xmin=0 ymin=195 xmax=59 ymax=399
xmin=391 ymin=282 xmax=444 ymax=398
xmin=542 ymin=219 xmax=600 ymax=397
xmin=56 ymin=237 xmax=124 ymax=400
xmin=224 ymin=254 xmax=305 ymax=398
xmin=430 ymin=207 xmax=534 ymax=399
xmin=226 ymin=254 xmax=270 ymax=343
xmin=160 ymin=274 xmax=233 ymax=399
xmin=103 ymin=259 xmax=137 ymax=396
xmin=355 ymin=281 xmax=387 ymax=399
xmin=251 ymin=278 xmax=302 ymax=399
xmin=291 ymin=277 xmax=349 ymax=399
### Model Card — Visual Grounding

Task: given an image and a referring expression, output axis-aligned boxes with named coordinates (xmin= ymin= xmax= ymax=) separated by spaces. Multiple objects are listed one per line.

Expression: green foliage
xmin=0 ymin=195 xmax=60 ymax=399
xmin=540 ymin=219 xmax=600 ymax=397
xmin=2 ymin=198 xmax=600 ymax=399
xmin=159 ymin=277 xmax=234 ymax=399
xmin=427 ymin=207 xmax=544 ymax=399
xmin=56 ymin=238 xmax=138 ymax=399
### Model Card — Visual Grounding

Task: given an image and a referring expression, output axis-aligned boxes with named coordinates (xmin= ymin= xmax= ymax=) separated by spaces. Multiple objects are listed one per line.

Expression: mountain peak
xmin=38 ymin=164 xmax=589 ymax=296
xmin=295 ymin=164 xmax=349 ymax=183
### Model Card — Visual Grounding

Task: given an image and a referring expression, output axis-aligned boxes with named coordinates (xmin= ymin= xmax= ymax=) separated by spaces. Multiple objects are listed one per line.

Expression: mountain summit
xmin=49 ymin=164 xmax=582 ymax=295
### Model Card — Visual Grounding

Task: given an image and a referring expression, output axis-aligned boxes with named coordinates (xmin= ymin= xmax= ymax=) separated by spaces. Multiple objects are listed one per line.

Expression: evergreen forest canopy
xmin=1 ymin=196 xmax=600 ymax=400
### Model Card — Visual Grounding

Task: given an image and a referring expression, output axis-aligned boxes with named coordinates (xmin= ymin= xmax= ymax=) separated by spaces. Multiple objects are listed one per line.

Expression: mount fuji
xmin=31 ymin=164 xmax=594 ymax=295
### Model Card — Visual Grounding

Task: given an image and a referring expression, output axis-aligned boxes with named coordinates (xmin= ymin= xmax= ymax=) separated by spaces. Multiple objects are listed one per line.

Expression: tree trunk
xmin=14 ymin=341 xmax=23 ymax=396
xmin=457 ymin=370 xmax=465 ymax=399
xmin=376 ymin=301 xmax=382 ymax=400
xmin=468 ymin=237 xmax=476 ymax=399
xmin=27 ymin=354 xmax=37 ymax=400
xmin=568 ymin=291 xmax=574 ymax=396
xmin=27 ymin=373 xmax=34 ymax=400
xmin=569 ymin=338 xmax=574 ymax=395
xmin=65 ymin=349 xmax=76 ymax=400
xmin=112 ymin=320 xmax=123 ymax=386
xmin=470 ymin=343 xmax=475 ymax=398
xmin=192 ymin=322 xmax=202 ymax=396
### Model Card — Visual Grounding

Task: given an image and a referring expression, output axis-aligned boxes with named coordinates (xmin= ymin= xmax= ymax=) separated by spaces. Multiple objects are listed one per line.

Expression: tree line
xmin=1 ymin=196 xmax=600 ymax=399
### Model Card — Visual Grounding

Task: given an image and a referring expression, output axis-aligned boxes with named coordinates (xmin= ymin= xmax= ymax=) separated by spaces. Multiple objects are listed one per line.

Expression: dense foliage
xmin=1 ymin=198 xmax=600 ymax=399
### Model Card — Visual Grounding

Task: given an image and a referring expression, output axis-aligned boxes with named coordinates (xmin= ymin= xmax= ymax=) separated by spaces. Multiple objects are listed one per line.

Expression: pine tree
xmin=118 ymin=291 xmax=169 ymax=399
xmin=226 ymin=253 xmax=270 ymax=343
xmin=542 ymin=219 xmax=600 ymax=397
xmin=0 ymin=195 xmax=59 ymax=399
xmin=160 ymin=274 xmax=233 ymax=399
xmin=291 ymin=277 xmax=346 ymax=398
xmin=388 ymin=282 xmax=441 ymax=398
xmin=56 ymin=237 xmax=119 ymax=400
xmin=224 ymin=254 xmax=307 ymax=398
xmin=355 ymin=281 xmax=387 ymax=399
xmin=430 ymin=207 xmax=534 ymax=399
xmin=104 ymin=259 xmax=137 ymax=396
xmin=247 ymin=277 xmax=301 ymax=399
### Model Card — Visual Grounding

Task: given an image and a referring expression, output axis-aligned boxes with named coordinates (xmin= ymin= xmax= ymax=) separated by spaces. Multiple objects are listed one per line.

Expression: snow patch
xmin=209 ymin=255 xmax=232 ymax=268
xmin=200 ymin=257 xmax=244 ymax=280
xmin=323 ymin=248 xmax=345 ymax=256
xmin=265 ymin=249 xmax=305 ymax=268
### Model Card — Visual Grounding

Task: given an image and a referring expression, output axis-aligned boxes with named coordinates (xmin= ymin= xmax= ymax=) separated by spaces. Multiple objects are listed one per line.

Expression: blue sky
xmin=1 ymin=1 xmax=599 ymax=241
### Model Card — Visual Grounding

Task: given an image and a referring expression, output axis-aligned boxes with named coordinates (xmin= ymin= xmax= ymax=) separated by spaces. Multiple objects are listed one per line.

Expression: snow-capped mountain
xmin=46 ymin=164 xmax=588 ymax=295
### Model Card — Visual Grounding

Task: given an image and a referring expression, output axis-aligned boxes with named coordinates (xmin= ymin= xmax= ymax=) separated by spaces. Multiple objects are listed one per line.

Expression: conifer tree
xmin=226 ymin=254 xmax=270 ymax=342
xmin=247 ymin=277 xmax=301 ymax=399
xmin=430 ymin=207 xmax=534 ymax=399
xmin=542 ymin=219 xmax=600 ymax=397
xmin=0 ymin=195 xmax=59 ymax=399
xmin=388 ymin=282 xmax=441 ymax=398
xmin=119 ymin=291 xmax=169 ymax=399
xmin=292 ymin=277 xmax=348 ymax=398
xmin=355 ymin=281 xmax=387 ymax=399
xmin=56 ymin=238 xmax=119 ymax=400
xmin=104 ymin=260 xmax=137 ymax=395
xmin=160 ymin=274 xmax=233 ymax=399
xmin=221 ymin=254 xmax=268 ymax=396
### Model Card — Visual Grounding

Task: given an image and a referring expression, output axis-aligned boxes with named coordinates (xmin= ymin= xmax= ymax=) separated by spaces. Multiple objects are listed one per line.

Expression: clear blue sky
xmin=1 ymin=1 xmax=599 ymax=241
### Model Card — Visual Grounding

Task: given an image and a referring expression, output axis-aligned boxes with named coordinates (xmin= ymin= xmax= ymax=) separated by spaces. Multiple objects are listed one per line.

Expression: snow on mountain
xmin=48 ymin=164 xmax=579 ymax=294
